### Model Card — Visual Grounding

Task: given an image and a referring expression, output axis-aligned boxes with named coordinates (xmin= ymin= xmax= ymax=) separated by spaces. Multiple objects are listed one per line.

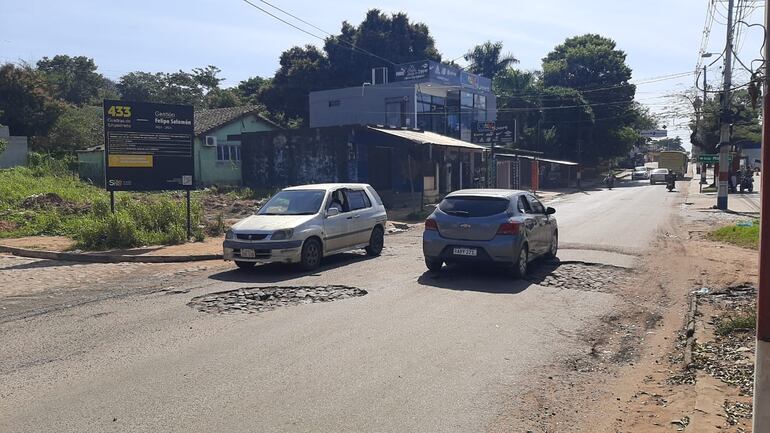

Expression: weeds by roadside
xmin=708 ymin=221 xmax=759 ymax=249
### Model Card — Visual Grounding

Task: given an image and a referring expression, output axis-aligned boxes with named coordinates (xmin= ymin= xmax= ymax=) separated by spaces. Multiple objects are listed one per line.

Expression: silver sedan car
xmin=422 ymin=189 xmax=558 ymax=278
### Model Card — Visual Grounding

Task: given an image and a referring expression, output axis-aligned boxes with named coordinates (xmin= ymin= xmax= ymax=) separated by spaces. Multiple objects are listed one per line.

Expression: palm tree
xmin=464 ymin=41 xmax=519 ymax=78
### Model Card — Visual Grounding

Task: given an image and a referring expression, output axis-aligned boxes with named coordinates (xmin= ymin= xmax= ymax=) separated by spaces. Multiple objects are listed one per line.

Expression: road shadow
xmin=417 ymin=259 xmax=558 ymax=294
xmin=208 ymin=252 xmax=376 ymax=283
xmin=0 ymin=259 xmax=83 ymax=271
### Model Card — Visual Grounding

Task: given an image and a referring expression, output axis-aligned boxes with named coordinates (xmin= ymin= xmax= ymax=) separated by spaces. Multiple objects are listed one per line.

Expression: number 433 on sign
xmin=107 ymin=105 xmax=132 ymax=118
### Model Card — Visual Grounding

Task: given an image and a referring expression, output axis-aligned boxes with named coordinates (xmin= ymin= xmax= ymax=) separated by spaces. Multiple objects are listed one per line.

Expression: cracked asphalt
xmin=0 ymin=179 xmax=682 ymax=433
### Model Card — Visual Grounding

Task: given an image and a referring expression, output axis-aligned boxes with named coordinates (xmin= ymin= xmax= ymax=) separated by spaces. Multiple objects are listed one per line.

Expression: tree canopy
xmin=464 ymin=41 xmax=518 ymax=79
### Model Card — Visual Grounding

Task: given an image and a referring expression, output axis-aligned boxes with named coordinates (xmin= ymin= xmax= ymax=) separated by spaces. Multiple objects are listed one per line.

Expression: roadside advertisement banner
xmin=103 ymin=100 xmax=194 ymax=191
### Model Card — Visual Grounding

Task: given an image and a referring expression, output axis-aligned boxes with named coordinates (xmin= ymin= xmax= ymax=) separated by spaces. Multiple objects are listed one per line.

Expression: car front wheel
xmin=299 ymin=238 xmax=322 ymax=271
xmin=545 ymin=232 xmax=558 ymax=259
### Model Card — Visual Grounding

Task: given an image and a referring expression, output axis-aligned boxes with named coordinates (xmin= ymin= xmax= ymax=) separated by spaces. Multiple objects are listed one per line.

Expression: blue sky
xmin=1 ymin=0 xmax=765 ymax=147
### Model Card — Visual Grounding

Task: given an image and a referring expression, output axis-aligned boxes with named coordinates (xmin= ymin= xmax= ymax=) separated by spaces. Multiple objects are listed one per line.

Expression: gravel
xmin=527 ymin=262 xmax=632 ymax=292
xmin=188 ymin=285 xmax=367 ymax=314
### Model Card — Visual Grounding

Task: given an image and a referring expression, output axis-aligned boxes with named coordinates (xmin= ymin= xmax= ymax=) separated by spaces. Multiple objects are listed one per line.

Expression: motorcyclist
xmin=664 ymin=170 xmax=676 ymax=189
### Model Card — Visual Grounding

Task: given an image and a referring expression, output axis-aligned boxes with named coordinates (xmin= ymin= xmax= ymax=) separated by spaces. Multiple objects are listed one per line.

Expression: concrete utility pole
xmin=753 ymin=1 xmax=770 ymax=428
xmin=717 ymin=0 xmax=735 ymax=209
xmin=702 ymin=66 xmax=708 ymax=186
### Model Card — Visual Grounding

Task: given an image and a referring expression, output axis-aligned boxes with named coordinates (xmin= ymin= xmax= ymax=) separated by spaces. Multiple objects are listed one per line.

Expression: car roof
xmin=283 ymin=183 xmax=372 ymax=191
xmin=445 ymin=189 xmax=525 ymax=200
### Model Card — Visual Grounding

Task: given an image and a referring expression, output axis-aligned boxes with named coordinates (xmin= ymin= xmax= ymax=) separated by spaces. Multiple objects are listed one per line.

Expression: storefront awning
xmin=368 ymin=126 xmax=486 ymax=151
xmin=494 ymin=153 xmax=579 ymax=166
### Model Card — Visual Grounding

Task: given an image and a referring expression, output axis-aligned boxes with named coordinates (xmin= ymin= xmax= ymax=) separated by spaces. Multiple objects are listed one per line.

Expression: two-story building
xmin=308 ymin=60 xmax=497 ymax=143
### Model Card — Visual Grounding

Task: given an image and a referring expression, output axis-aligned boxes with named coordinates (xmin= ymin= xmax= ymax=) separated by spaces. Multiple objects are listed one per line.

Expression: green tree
xmin=36 ymin=55 xmax=107 ymax=105
xmin=654 ymin=137 xmax=686 ymax=152
xmin=464 ymin=41 xmax=518 ymax=79
xmin=261 ymin=45 xmax=330 ymax=122
xmin=542 ymin=34 xmax=636 ymax=159
xmin=33 ymin=104 xmax=103 ymax=153
xmin=0 ymin=63 xmax=64 ymax=137
xmin=324 ymin=10 xmax=441 ymax=88
xmin=237 ymin=76 xmax=271 ymax=104
xmin=116 ymin=67 xmax=226 ymax=107
xmin=202 ymin=87 xmax=243 ymax=108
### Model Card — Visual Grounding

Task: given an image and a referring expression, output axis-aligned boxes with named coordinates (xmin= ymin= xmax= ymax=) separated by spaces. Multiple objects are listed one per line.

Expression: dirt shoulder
xmin=493 ymin=182 xmax=760 ymax=433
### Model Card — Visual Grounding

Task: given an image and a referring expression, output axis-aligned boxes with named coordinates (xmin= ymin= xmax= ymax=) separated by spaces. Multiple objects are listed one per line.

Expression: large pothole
xmin=188 ymin=285 xmax=367 ymax=314
xmin=527 ymin=262 xmax=632 ymax=292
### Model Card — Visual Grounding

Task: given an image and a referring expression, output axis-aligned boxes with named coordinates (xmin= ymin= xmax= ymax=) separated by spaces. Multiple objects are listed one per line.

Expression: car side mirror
xmin=327 ymin=207 xmax=340 ymax=217
xmin=546 ymin=207 xmax=556 ymax=215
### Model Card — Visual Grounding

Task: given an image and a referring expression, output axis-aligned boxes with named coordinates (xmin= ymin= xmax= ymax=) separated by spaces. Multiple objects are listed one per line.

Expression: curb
xmin=0 ymin=245 xmax=222 ymax=264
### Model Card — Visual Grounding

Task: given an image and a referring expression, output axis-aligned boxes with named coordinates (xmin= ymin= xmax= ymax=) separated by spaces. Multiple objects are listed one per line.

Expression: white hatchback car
xmin=223 ymin=183 xmax=388 ymax=270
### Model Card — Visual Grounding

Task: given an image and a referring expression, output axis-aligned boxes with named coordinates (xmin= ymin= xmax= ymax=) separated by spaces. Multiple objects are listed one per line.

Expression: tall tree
xmin=542 ymin=34 xmax=636 ymax=159
xmin=36 ymin=55 xmax=107 ymax=105
xmin=261 ymin=45 xmax=330 ymax=122
xmin=0 ymin=63 xmax=64 ymax=137
xmin=464 ymin=41 xmax=518 ymax=79
xmin=116 ymin=67 xmax=226 ymax=107
xmin=33 ymin=105 xmax=103 ymax=152
xmin=324 ymin=10 xmax=441 ymax=88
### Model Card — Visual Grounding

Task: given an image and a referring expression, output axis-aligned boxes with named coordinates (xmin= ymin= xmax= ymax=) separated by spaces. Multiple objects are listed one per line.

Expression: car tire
xmin=365 ymin=226 xmax=384 ymax=256
xmin=235 ymin=260 xmax=255 ymax=269
xmin=545 ymin=232 xmax=558 ymax=259
xmin=425 ymin=257 xmax=443 ymax=272
xmin=299 ymin=238 xmax=322 ymax=271
xmin=511 ymin=244 xmax=528 ymax=278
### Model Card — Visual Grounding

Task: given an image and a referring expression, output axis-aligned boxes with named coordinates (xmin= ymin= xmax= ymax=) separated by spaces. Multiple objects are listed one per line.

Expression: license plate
xmin=240 ymin=249 xmax=256 ymax=258
xmin=453 ymin=247 xmax=477 ymax=257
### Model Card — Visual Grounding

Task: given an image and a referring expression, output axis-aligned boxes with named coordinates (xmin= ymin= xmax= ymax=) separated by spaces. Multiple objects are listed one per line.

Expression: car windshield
xmin=258 ymin=190 xmax=325 ymax=215
xmin=439 ymin=196 xmax=509 ymax=217
xmin=635 ymin=167 xmax=646 ymax=171
xmin=652 ymin=169 xmax=668 ymax=174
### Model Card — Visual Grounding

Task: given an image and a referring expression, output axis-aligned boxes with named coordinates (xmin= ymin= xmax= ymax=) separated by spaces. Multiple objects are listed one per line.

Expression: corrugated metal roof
xmin=494 ymin=153 xmax=579 ymax=166
xmin=368 ymin=127 xmax=486 ymax=150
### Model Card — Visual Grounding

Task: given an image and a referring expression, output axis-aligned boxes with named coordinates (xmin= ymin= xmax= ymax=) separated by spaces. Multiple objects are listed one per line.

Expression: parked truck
xmin=658 ymin=151 xmax=688 ymax=179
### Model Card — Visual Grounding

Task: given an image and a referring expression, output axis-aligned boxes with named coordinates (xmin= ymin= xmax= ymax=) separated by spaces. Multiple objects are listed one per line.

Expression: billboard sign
xmin=392 ymin=61 xmax=430 ymax=82
xmin=461 ymin=71 xmax=492 ymax=92
xmin=430 ymin=61 xmax=461 ymax=86
xmin=103 ymin=100 xmax=194 ymax=191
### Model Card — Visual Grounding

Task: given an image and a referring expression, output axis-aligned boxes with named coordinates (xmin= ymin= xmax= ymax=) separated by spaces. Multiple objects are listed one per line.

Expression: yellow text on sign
xmin=107 ymin=105 xmax=132 ymax=118
xmin=108 ymin=154 xmax=153 ymax=168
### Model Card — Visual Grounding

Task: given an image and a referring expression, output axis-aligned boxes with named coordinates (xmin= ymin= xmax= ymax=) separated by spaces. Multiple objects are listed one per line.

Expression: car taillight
xmin=497 ymin=221 xmax=520 ymax=235
xmin=425 ymin=218 xmax=438 ymax=231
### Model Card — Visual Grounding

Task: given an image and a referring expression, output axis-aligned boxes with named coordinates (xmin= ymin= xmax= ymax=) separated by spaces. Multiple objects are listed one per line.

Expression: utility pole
xmin=701 ymin=66 xmax=708 ymax=186
xmin=717 ymin=0 xmax=735 ymax=209
xmin=753 ymin=1 xmax=770 ymax=429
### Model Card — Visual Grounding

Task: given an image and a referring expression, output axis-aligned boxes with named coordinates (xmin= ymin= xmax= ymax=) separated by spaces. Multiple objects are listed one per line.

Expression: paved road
xmin=0 ymin=180 xmax=679 ymax=433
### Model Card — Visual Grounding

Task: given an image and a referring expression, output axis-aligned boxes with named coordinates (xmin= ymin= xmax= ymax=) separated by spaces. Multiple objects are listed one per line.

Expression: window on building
xmin=216 ymin=143 xmax=241 ymax=162
xmin=328 ymin=99 xmax=341 ymax=107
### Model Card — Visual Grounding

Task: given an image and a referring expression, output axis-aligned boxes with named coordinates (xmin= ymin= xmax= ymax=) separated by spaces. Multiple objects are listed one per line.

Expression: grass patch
xmin=715 ymin=313 xmax=757 ymax=336
xmin=708 ymin=222 xmax=759 ymax=249
xmin=0 ymin=165 xmax=203 ymax=250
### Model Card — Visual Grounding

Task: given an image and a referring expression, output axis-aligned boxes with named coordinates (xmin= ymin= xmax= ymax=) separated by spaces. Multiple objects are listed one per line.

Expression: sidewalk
xmin=685 ymin=173 xmax=760 ymax=215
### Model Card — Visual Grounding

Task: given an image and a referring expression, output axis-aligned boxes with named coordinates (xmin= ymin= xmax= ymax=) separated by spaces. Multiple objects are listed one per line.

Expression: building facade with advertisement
xmin=309 ymin=60 xmax=497 ymax=144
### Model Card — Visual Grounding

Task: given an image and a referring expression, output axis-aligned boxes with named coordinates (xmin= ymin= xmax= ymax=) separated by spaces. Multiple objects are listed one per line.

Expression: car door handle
xmin=353 ymin=215 xmax=361 ymax=219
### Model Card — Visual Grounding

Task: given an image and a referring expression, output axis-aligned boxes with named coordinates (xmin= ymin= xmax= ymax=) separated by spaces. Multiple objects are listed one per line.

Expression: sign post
xmin=103 ymin=100 xmax=195 ymax=236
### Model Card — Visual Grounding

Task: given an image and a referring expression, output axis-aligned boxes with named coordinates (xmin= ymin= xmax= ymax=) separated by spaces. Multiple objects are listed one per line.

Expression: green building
xmin=77 ymin=105 xmax=279 ymax=187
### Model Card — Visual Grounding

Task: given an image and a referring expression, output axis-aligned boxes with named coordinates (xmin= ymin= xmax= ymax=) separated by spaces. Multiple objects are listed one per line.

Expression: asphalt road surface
xmin=0 ymin=179 xmax=680 ymax=433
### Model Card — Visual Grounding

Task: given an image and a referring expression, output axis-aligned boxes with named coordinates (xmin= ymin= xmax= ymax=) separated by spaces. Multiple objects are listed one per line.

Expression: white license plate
xmin=453 ymin=247 xmax=478 ymax=257
xmin=240 ymin=249 xmax=256 ymax=258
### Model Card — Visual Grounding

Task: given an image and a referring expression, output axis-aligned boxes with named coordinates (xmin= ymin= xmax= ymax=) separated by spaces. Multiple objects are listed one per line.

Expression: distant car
xmin=632 ymin=166 xmax=649 ymax=180
xmin=223 ymin=183 xmax=387 ymax=270
xmin=422 ymin=189 xmax=558 ymax=278
xmin=649 ymin=168 xmax=670 ymax=185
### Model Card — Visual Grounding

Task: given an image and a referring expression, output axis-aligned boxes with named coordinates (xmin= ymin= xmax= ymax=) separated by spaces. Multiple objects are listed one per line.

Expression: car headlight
xmin=271 ymin=229 xmax=294 ymax=240
xmin=225 ymin=229 xmax=235 ymax=240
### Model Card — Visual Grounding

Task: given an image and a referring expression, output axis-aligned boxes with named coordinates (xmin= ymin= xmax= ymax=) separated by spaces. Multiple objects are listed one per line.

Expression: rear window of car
xmin=439 ymin=196 xmax=509 ymax=218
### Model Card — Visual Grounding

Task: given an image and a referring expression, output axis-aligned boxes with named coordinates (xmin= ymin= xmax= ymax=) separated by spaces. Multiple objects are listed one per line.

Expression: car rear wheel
xmin=425 ymin=257 xmax=443 ymax=272
xmin=235 ymin=260 xmax=255 ymax=269
xmin=365 ymin=226 xmax=384 ymax=256
xmin=512 ymin=244 xmax=528 ymax=278
xmin=299 ymin=238 xmax=322 ymax=271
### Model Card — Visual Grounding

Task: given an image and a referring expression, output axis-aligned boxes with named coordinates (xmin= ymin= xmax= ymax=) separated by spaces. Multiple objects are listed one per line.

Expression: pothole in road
xmin=188 ymin=285 xmax=367 ymax=314
xmin=527 ymin=262 xmax=633 ymax=293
